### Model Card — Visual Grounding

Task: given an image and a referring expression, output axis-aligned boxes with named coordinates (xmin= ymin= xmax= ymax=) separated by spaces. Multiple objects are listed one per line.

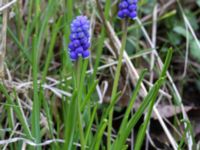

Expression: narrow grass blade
xmin=178 ymin=120 xmax=195 ymax=150
xmin=108 ymin=20 xmax=128 ymax=149
xmin=85 ymin=104 xmax=98 ymax=145
xmin=160 ymin=48 xmax=173 ymax=78
xmin=81 ymin=80 xmax=98 ymax=111
xmin=135 ymin=48 xmax=173 ymax=150
xmin=63 ymin=90 xmax=78 ymax=150
xmin=7 ymin=27 xmax=32 ymax=64
xmin=0 ymin=84 xmax=33 ymax=139
xmin=41 ymin=18 xmax=62 ymax=83
xmin=113 ymin=78 xmax=165 ymax=149
xmin=31 ymin=35 xmax=41 ymax=148
xmin=90 ymin=92 xmax=121 ymax=149
xmin=92 ymin=119 xmax=108 ymax=150
xmin=134 ymin=80 xmax=163 ymax=150
xmin=118 ymin=69 xmax=147 ymax=135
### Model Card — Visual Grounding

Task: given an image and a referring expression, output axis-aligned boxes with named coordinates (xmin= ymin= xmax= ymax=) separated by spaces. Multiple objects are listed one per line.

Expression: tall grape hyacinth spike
xmin=118 ymin=0 xmax=138 ymax=19
xmin=68 ymin=16 xmax=90 ymax=61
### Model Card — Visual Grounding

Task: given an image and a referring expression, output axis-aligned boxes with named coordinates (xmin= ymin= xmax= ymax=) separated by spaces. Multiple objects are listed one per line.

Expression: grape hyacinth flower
xmin=68 ymin=16 xmax=90 ymax=61
xmin=118 ymin=0 xmax=138 ymax=19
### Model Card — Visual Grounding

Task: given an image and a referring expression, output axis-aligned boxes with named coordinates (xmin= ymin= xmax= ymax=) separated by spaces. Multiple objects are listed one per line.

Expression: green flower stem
xmin=76 ymin=58 xmax=87 ymax=150
xmin=31 ymin=35 xmax=41 ymax=150
xmin=107 ymin=20 xmax=128 ymax=149
xmin=77 ymin=103 xmax=85 ymax=150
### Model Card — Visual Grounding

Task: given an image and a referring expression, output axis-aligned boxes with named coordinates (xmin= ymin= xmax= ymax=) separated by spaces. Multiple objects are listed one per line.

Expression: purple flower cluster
xmin=118 ymin=0 xmax=138 ymax=19
xmin=68 ymin=16 xmax=90 ymax=61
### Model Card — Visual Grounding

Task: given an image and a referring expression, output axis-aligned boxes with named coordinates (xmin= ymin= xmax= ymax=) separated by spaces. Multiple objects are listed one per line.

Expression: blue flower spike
xmin=118 ymin=0 xmax=138 ymax=19
xmin=68 ymin=16 xmax=90 ymax=61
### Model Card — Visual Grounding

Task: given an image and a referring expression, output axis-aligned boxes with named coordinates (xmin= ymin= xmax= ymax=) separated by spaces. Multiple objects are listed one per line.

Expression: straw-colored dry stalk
xmin=0 ymin=0 xmax=8 ymax=79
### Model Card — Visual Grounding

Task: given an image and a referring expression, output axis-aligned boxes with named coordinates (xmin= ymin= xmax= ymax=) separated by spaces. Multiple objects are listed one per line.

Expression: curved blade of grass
xmin=36 ymin=0 xmax=58 ymax=61
xmin=134 ymin=78 xmax=164 ymax=150
xmin=160 ymin=48 xmax=173 ymax=78
xmin=92 ymin=119 xmax=108 ymax=150
xmin=122 ymin=145 xmax=128 ymax=150
xmin=41 ymin=18 xmax=62 ymax=83
xmin=85 ymin=103 xmax=98 ymax=145
xmin=113 ymin=78 xmax=165 ymax=149
xmin=81 ymin=80 xmax=98 ymax=111
xmin=117 ymin=69 xmax=147 ymax=135
xmin=178 ymin=120 xmax=195 ymax=150
xmin=100 ymin=92 xmax=121 ymax=126
xmin=135 ymin=48 xmax=173 ymax=150
xmin=7 ymin=27 xmax=32 ymax=64
xmin=90 ymin=92 xmax=121 ymax=149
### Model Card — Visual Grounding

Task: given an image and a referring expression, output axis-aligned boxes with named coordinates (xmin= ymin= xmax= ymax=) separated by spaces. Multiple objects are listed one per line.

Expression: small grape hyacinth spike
xmin=118 ymin=0 xmax=138 ymax=19
xmin=68 ymin=16 xmax=90 ymax=61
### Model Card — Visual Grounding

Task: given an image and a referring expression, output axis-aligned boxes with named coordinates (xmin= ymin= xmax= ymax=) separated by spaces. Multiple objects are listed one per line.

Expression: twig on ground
xmin=0 ymin=0 xmax=8 ymax=79
xmin=146 ymin=5 xmax=158 ymax=150
xmin=0 ymin=0 xmax=17 ymax=12
xmin=0 ymin=138 xmax=65 ymax=146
